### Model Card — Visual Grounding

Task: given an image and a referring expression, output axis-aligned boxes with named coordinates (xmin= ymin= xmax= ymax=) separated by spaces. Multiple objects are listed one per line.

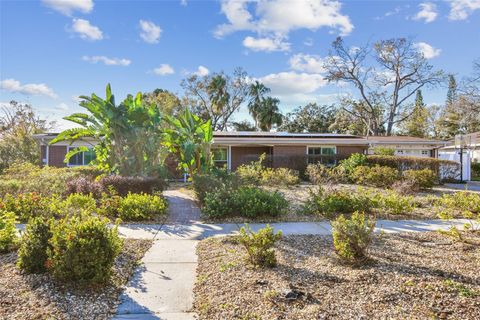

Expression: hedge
xmin=366 ymin=155 xmax=460 ymax=180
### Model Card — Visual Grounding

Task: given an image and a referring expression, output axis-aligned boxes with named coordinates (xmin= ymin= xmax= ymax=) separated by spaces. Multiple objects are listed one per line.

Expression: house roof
xmin=213 ymin=131 xmax=363 ymax=139
xmin=365 ymin=135 xmax=446 ymax=146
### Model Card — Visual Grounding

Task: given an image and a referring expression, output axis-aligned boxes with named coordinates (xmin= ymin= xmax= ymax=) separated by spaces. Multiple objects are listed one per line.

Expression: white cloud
xmin=242 ymin=36 xmax=290 ymax=52
xmin=42 ymin=0 xmax=93 ymax=16
xmin=413 ymin=42 xmax=441 ymax=59
xmin=448 ymin=0 xmax=480 ymax=20
xmin=258 ymin=71 xmax=327 ymax=95
xmin=139 ymin=20 xmax=162 ymax=44
xmin=152 ymin=64 xmax=175 ymax=75
xmin=71 ymin=18 xmax=103 ymax=40
xmin=289 ymin=53 xmax=326 ymax=73
xmin=303 ymin=38 xmax=314 ymax=46
xmin=413 ymin=2 xmax=438 ymax=23
xmin=215 ymin=0 xmax=353 ymax=51
xmin=0 ymin=78 xmax=57 ymax=98
xmin=180 ymin=0 xmax=188 ymax=6
xmin=82 ymin=55 xmax=131 ymax=66
xmin=193 ymin=66 xmax=210 ymax=77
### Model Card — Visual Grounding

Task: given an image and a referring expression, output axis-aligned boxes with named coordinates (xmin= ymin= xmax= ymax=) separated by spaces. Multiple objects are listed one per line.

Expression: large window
xmin=212 ymin=147 xmax=228 ymax=168
xmin=67 ymin=147 xmax=96 ymax=166
xmin=307 ymin=146 xmax=336 ymax=166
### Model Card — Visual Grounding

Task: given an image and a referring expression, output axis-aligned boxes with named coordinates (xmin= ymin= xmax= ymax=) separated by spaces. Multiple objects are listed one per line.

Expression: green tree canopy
xmin=279 ymin=103 xmax=336 ymax=133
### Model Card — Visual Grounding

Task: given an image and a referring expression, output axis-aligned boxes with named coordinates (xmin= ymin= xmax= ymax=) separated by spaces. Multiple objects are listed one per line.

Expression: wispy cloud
xmin=71 ymin=18 xmax=103 ymax=41
xmin=82 ymin=55 xmax=131 ymax=66
xmin=414 ymin=42 xmax=441 ymax=59
xmin=0 ymin=78 xmax=57 ymax=98
xmin=448 ymin=0 xmax=480 ymax=20
xmin=152 ymin=64 xmax=175 ymax=75
xmin=139 ymin=20 xmax=162 ymax=44
xmin=413 ymin=2 xmax=438 ymax=23
xmin=42 ymin=0 xmax=93 ymax=16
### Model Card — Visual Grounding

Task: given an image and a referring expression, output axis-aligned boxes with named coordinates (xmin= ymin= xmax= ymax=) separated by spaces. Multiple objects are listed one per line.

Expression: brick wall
xmin=231 ymin=146 xmax=272 ymax=170
xmin=272 ymin=145 xmax=306 ymax=170
xmin=48 ymin=146 xmax=67 ymax=167
xmin=336 ymin=145 xmax=367 ymax=156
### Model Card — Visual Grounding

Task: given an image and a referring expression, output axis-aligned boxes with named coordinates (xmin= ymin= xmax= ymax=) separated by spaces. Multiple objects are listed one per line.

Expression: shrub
xmin=99 ymin=176 xmax=167 ymax=196
xmin=48 ymin=215 xmax=123 ymax=285
xmin=235 ymin=187 xmax=288 ymax=218
xmin=372 ymin=191 xmax=416 ymax=215
xmin=17 ymin=217 xmax=53 ymax=273
xmin=238 ymin=224 xmax=282 ymax=267
xmin=366 ymin=155 xmax=459 ymax=180
xmin=331 ymin=211 xmax=375 ymax=264
xmin=306 ymin=163 xmax=348 ymax=184
xmin=65 ymin=177 xmax=105 ymax=198
xmin=303 ymin=187 xmax=373 ymax=219
xmin=260 ymin=167 xmax=300 ymax=186
xmin=472 ymin=163 xmax=480 ymax=180
xmin=435 ymin=192 xmax=480 ymax=220
xmin=0 ymin=211 xmax=18 ymax=253
xmin=373 ymin=147 xmax=395 ymax=156
xmin=193 ymin=170 xmax=241 ymax=205
xmin=338 ymin=153 xmax=367 ymax=176
xmin=203 ymin=187 xmax=288 ymax=219
xmin=1 ymin=192 xmax=46 ymax=222
xmin=403 ymin=169 xmax=437 ymax=189
xmin=117 ymin=193 xmax=168 ymax=221
xmin=236 ymin=154 xmax=265 ymax=185
xmin=392 ymin=179 xmax=420 ymax=195
xmin=351 ymin=165 xmax=400 ymax=188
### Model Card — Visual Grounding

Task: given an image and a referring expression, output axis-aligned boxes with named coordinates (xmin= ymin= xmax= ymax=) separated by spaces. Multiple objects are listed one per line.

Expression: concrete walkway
xmin=112 ymin=189 xmax=478 ymax=320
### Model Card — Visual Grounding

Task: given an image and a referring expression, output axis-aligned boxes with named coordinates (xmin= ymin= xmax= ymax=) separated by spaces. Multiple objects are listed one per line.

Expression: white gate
xmin=438 ymin=151 xmax=471 ymax=181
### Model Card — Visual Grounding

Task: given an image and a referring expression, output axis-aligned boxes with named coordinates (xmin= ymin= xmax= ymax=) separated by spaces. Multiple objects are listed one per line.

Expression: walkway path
xmin=114 ymin=189 xmax=479 ymax=320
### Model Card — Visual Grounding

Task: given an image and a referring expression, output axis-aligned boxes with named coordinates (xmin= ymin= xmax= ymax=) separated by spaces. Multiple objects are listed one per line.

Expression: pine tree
xmin=445 ymin=75 xmax=457 ymax=107
xmin=439 ymin=74 xmax=461 ymax=138
xmin=401 ymin=90 xmax=429 ymax=137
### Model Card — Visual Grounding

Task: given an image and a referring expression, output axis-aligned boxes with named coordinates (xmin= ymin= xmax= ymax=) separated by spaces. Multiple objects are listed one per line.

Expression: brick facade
xmin=336 ymin=145 xmax=367 ymax=156
xmin=48 ymin=146 xmax=67 ymax=167
xmin=272 ymin=145 xmax=306 ymax=170
xmin=231 ymin=146 xmax=272 ymax=170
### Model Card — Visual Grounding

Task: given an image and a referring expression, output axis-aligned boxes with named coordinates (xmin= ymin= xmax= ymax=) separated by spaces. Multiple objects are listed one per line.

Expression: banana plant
xmin=163 ymin=108 xmax=213 ymax=178
xmin=51 ymin=84 xmax=166 ymax=176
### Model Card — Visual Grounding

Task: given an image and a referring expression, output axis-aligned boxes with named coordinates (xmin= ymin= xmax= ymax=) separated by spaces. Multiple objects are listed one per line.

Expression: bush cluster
xmin=372 ymin=191 xmax=416 ymax=215
xmin=0 ymin=211 xmax=18 ymax=253
xmin=17 ymin=213 xmax=123 ymax=285
xmin=332 ymin=211 xmax=375 ymax=264
xmin=303 ymin=187 xmax=373 ymax=219
xmin=238 ymin=224 xmax=282 ymax=267
xmin=435 ymin=191 xmax=480 ymax=220
xmin=305 ymin=163 xmax=348 ymax=184
xmin=193 ymin=170 xmax=241 ymax=205
xmin=403 ymin=168 xmax=437 ymax=189
xmin=116 ymin=192 xmax=167 ymax=221
xmin=203 ymin=186 xmax=288 ymax=219
xmin=236 ymin=154 xmax=300 ymax=186
xmin=351 ymin=165 xmax=400 ymax=188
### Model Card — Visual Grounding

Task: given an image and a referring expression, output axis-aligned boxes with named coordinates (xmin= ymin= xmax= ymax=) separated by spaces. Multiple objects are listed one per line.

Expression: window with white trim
xmin=67 ymin=147 xmax=96 ymax=166
xmin=307 ymin=146 xmax=336 ymax=166
xmin=212 ymin=147 xmax=228 ymax=168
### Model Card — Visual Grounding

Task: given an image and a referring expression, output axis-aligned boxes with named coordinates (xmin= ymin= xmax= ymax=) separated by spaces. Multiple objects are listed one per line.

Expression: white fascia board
xmin=212 ymin=137 xmax=369 ymax=146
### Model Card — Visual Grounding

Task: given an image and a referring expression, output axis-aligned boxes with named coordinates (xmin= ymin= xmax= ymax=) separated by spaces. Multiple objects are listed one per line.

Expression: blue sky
xmin=1 ymin=0 xmax=479 ymax=130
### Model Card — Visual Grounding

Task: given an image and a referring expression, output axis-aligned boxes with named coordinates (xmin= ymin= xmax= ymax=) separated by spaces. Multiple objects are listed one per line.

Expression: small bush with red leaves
xmin=98 ymin=176 xmax=167 ymax=196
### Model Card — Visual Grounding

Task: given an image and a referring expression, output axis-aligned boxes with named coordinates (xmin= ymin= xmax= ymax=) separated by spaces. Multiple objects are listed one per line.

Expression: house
xmin=365 ymin=136 xmax=447 ymax=158
xmin=33 ymin=132 xmax=447 ymax=172
xmin=439 ymin=131 xmax=480 ymax=163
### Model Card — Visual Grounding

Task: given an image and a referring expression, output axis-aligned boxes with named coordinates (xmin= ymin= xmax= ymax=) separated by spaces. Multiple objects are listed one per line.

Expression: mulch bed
xmin=0 ymin=239 xmax=152 ymax=320
xmin=194 ymin=232 xmax=480 ymax=319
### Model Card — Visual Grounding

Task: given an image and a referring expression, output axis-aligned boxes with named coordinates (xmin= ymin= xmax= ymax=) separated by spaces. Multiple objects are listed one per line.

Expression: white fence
xmin=438 ymin=150 xmax=471 ymax=181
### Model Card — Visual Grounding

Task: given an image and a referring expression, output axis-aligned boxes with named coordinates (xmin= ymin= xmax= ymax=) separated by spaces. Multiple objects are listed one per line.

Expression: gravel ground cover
xmin=0 ymin=238 xmax=152 ymax=320
xmin=194 ymin=232 xmax=480 ymax=319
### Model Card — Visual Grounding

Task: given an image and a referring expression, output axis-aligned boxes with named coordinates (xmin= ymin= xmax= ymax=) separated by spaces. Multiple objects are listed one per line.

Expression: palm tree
xmin=257 ymin=97 xmax=283 ymax=132
xmin=207 ymin=75 xmax=230 ymax=114
xmin=248 ymin=81 xmax=270 ymax=130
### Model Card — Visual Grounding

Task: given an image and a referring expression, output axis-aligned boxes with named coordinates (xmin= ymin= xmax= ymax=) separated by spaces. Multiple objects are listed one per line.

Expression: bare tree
xmin=324 ymin=37 xmax=445 ymax=136
xmin=181 ymin=68 xmax=250 ymax=131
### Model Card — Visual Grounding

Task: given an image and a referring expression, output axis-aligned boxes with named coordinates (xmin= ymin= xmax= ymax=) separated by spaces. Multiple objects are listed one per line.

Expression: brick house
xmin=34 ymin=132 xmax=446 ymax=173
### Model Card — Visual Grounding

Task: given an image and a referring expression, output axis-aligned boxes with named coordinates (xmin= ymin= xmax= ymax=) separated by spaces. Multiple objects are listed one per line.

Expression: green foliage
xmin=435 ymin=192 xmax=480 ymax=220
xmin=339 ymin=153 xmax=367 ymax=176
xmin=0 ymin=211 xmax=18 ymax=253
xmin=373 ymin=147 xmax=395 ymax=156
xmin=164 ymin=108 xmax=213 ymax=178
xmin=366 ymin=155 xmax=459 ymax=181
xmin=48 ymin=215 xmax=123 ymax=285
xmin=51 ymin=84 xmax=167 ymax=176
xmin=260 ymin=167 xmax=300 ymax=186
xmin=193 ymin=169 xmax=241 ymax=205
xmin=351 ymin=165 xmax=400 ymax=188
xmin=331 ymin=211 xmax=375 ymax=264
xmin=17 ymin=217 xmax=53 ymax=273
xmin=305 ymin=163 xmax=348 ymax=184
xmin=403 ymin=169 xmax=437 ymax=189
xmin=372 ymin=191 xmax=416 ymax=215
xmin=0 ymin=101 xmax=53 ymax=173
xmin=471 ymin=163 xmax=480 ymax=180
xmin=0 ymin=192 xmax=45 ymax=222
xmin=238 ymin=224 xmax=282 ymax=267
xmin=303 ymin=187 xmax=373 ymax=219
xmin=99 ymin=175 xmax=167 ymax=196
xmin=236 ymin=153 xmax=265 ymax=184
xmin=279 ymin=103 xmax=336 ymax=133
xmin=400 ymin=90 xmax=430 ymax=138
xmin=203 ymin=187 xmax=288 ymax=219
xmin=116 ymin=193 xmax=168 ymax=221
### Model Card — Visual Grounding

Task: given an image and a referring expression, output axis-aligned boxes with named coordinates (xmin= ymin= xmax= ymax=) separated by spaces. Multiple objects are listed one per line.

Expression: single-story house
xmin=440 ymin=131 xmax=480 ymax=163
xmin=34 ymin=132 xmax=447 ymax=173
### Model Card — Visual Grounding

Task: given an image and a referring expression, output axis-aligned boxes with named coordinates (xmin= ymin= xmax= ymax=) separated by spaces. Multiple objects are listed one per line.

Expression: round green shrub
xmin=0 ymin=210 xmax=18 ymax=253
xmin=17 ymin=217 xmax=53 ymax=273
xmin=352 ymin=165 xmax=400 ymax=188
xmin=48 ymin=215 xmax=123 ymax=285
xmin=403 ymin=168 xmax=437 ymax=189
xmin=236 ymin=187 xmax=288 ymax=218
xmin=118 ymin=193 xmax=167 ymax=221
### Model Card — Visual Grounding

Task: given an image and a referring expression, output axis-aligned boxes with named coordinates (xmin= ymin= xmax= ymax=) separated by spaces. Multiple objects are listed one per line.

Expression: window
xmin=307 ymin=146 xmax=336 ymax=166
xmin=67 ymin=147 xmax=96 ymax=166
xmin=421 ymin=150 xmax=430 ymax=156
xmin=212 ymin=147 xmax=228 ymax=168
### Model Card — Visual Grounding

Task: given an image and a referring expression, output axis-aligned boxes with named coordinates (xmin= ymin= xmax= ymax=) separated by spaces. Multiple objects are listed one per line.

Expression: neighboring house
xmin=34 ymin=132 xmax=447 ymax=172
xmin=366 ymin=136 xmax=446 ymax=158
xmin=439 ymin=131 xmax=480 ymax=163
